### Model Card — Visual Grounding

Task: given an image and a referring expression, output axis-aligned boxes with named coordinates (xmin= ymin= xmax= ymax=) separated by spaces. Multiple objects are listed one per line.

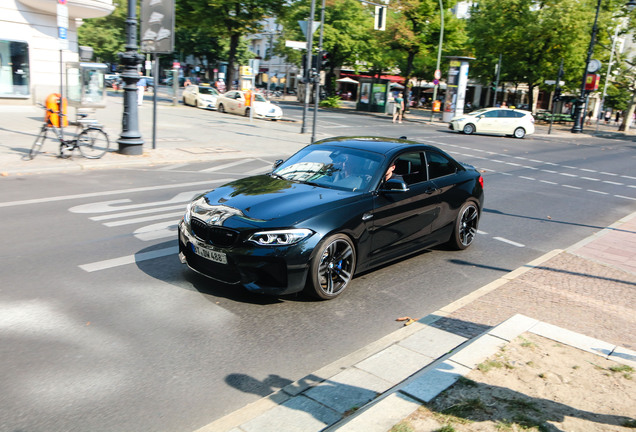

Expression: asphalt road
xmin=1 ymin=107 xmax=635 ymax=431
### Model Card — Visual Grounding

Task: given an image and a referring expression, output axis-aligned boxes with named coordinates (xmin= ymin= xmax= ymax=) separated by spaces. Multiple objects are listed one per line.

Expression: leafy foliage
xmin=77 ymin=1 xmax=127 ymax=63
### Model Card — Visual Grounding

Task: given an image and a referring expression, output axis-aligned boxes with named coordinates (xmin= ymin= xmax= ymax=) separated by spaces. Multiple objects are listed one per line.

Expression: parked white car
xmin=182 ymin=84 xmax=219 ymax=110
xmin=216 ymin=91 xmax=283 ymax=120
xmin=449 ymin=107 xmax=535 ymax=138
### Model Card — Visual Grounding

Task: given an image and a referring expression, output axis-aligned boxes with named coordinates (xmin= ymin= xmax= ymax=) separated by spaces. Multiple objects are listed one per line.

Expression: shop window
xmin=0 ymin=40 xmax=30 ymax=97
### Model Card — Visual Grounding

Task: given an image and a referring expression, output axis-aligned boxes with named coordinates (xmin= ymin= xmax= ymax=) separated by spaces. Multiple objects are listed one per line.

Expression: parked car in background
xmin=449 ymin=107 xmax=535 ymax=138
xmin=182 ymin=84 xmax=219 ymax=110
xmin=216 ymin=91 xmax=283 ymax=120
xmin=178 ymin=136 xmax=484 ymax=299
xmin=104 ymin=73 xmax=121 ymax=88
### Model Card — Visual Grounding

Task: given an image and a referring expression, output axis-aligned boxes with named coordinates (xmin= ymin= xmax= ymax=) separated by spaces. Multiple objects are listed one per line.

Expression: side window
xmin=512 ymin=111 xmax=525 ymax=118
xmin=483 ymin=110 xmax=499 ymax=118
xmin=425 ymin=151 xmax=457 ymax=179
xmin=392 ymin=152 xmax=425 ymax=185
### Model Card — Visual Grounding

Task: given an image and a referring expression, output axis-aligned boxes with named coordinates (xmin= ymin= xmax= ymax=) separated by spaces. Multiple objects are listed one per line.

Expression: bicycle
xmin=29 ymin=105 xmax=110 ymax=160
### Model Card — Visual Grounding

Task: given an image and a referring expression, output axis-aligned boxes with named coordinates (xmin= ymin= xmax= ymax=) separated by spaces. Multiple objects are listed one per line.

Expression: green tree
xmin=384 ymin=0 xmax=467 ymax=85
xmin=178 ymin=0 xmax=284 ymax=87
xmin=275 ymin=0 xmax=376 ymax=95
xmin=466 ymin=0 xmax=631 ymax=108
xmin=77 ymin=1 xmax=127 ymax=63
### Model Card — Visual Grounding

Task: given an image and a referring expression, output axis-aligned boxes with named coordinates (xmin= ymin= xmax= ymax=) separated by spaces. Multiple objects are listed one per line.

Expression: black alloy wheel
xmin=449 ymin=201 xmax=479 ymax=250
xmin=306 ymin=234 xmax=356 ymax=300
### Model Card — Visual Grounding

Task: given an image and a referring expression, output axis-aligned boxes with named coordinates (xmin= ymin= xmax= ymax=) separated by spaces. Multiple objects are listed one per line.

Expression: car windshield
xmin=200 ymin=88 xmax=217 ymax=95
xmin=470 ymin=109 xmax=489 ymax=116
xmin=254 ymin=94 xmax=267 ymax=102
xmin=273 ymin=146 xmax=384 ymax=192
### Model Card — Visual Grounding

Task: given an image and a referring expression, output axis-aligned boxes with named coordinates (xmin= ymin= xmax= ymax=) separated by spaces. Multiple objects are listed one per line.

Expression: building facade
xmin=1 ymin=0 xmax=114 ymax=104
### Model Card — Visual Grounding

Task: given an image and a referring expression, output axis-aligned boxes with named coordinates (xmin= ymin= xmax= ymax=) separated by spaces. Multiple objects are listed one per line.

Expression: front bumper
xmin=178 ymin=221 xmax=313 ymax=295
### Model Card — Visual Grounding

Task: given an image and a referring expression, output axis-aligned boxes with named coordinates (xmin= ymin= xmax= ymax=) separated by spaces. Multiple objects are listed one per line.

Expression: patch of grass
xmin=512 ymin=413 xmax=550 ymax=432
xmin=390 ymin=421 xmax=414 ymax=432
xmin=478 ymin=359 xmax=504 ymax=373
xmin=572 ymin=365 xmax=580 ymax=370
xmin=507 ymin=398 xmax=540 ymax=412
xmin=435 ymin=425 xmax=456 ymax=432
xmin=442 ymin=398 xmax=488 ymax=417
xmin=622 ymin=418 xmax=636 ymax=428
xmin=609 ymin=364 xmax=634 ymax=379
xmin=519 ymin=337 xmax=536 ymax=348
xmin=457 ymin=376 xmax=478 ymax=387
xmin=538 ymin=372 xmax=546 ymax=379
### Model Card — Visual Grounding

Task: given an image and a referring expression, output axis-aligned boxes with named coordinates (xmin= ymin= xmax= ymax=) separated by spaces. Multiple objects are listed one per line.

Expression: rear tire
xmin=29 ymin=126 xmax=48 ymax=160
xmin=463 ymin=123 xmax=476 ymax=135
xmin=448 ymin=201 xmax=479 ymax=250
xmin=306 ymin=234 xmax=356 ymax=300
xmin=183 ymin=97 xmax=188 ymax=106
xmin=218 ymin=104 xmax=225 ymax=113
xmin=244 ymin=107 xmax=250 ymax=117
xmin=78 ymin=127 xmax=110 ymax=159
xmin=513 ymin=127 xmax=526 ymax=139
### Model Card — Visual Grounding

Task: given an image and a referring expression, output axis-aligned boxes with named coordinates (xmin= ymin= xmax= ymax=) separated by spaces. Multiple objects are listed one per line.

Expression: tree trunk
xmin=618 ymin=90 xmax=636 ymax=132
xmin=226 ymin=33 xmax=240 ymax=89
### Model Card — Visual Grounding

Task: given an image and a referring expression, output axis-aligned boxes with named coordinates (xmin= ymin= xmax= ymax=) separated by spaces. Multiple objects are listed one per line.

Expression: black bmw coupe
xmin=178 ymin=136 xmax=484 ymax=299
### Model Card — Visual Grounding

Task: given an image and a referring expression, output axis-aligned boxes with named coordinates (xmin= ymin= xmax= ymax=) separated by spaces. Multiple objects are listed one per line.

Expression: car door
xmin=476 ymin=109 xmax=501 ymax=133
xmin=425 ymin=149 xmax=469 ymax=233
xmin=369 ymin=151 xmax=441 ymax=265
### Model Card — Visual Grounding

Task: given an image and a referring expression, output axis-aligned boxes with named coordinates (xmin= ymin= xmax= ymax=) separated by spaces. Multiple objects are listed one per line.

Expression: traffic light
xmin=320 ymin=51 xmax=330 ymax=69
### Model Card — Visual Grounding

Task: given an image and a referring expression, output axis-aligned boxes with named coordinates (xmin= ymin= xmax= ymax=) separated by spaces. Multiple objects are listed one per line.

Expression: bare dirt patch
xmin=393 ymin=333 xmax=636 ymax=432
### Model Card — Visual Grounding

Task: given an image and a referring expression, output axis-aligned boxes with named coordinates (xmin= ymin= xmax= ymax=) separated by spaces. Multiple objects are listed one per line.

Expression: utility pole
xmin=311 ymin=0 xmax=326 ymax=143
xmin=492 ymin=54 xmax=501 ymax=107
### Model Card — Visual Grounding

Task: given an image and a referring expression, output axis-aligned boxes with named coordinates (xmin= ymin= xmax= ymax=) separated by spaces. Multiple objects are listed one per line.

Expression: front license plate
xmin=193 ymin=244 xmax=227 ymax=264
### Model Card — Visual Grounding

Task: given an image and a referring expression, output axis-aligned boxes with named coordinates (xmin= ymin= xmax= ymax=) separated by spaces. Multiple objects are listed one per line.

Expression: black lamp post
xmin=572 ymin=0 xmax=636 ymax=133
xmin=117 ymin=0 xmax=145 ymax=154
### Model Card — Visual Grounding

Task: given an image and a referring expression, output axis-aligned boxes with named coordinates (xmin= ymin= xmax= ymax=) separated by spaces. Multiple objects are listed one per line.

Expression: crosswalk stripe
xmin=79 ymin=246 xmax=178 ymax=272
xmin=198 ymin=159 xmax=255 ymax=173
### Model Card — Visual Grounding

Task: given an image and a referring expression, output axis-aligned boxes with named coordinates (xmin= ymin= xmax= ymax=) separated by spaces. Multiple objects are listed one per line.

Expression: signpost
xmin=57 ymin=0 xmax=68 ymax=138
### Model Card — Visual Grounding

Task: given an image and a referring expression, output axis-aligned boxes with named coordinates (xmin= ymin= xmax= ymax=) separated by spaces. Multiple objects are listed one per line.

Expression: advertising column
xmin=442 ymin=56 xmax=474 ymax=122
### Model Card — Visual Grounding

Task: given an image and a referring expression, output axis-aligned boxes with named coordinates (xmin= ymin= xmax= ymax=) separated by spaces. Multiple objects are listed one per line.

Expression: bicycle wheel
xmin=29 ymin=126 xmax=49 ymax=160
xmin=77 ymin=127 xmax=110 ymax=159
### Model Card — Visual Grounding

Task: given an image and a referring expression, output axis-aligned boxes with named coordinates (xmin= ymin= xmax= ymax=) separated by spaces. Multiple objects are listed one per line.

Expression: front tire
xmin=448 ymin=201 xmax=479 ymax=250
xmin=218 ymin=103 xmax=225 ymax=113
xmin=306 ymin=234 xmax=356 ymax=300
xmin=244 ymin=107 xmax=250 ymax=117
xmin=29 ymin=126 xmax=48 ymax=160
xmin=513 ymin=127 xmax=526 ymax=139
xmin=78 ymin=128 xmax=110 ymax=159
xmin=463 ymin=123 xmax=476 ymax=135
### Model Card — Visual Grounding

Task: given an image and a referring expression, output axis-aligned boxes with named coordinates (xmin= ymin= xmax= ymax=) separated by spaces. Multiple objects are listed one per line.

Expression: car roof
xmin=311 ymin=136 xmax=439 ymax=155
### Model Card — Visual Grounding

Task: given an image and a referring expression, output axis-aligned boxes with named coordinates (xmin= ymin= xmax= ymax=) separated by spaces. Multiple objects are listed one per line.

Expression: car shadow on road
xmin=133 ymin=242 xmax=314 ymax=305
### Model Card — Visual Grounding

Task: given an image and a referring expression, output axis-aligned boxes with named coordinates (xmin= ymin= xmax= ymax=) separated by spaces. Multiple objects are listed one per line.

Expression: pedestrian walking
xmin=393 ymin=93 xmax=405 ymax=124
xmin=586 ymin=110 xmax=593 ymax=126
xmin=604 ymin=109 xmax=612 ymax=125
xmin=615 ymin=110 xmax=621 ymax=126
xmin=137 ymin=71 xmax=147 ymax=106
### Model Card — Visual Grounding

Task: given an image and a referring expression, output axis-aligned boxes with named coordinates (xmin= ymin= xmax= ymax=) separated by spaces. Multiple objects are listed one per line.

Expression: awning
xmin=336 ymin=77 xmax=359 ymax=84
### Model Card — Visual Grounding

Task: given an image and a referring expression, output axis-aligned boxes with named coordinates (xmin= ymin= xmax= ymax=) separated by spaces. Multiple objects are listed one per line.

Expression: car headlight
xmin=248 ymin=229 xmax=314 ymax=246
xmin=183 ymin=202 xmax=193 ymax=225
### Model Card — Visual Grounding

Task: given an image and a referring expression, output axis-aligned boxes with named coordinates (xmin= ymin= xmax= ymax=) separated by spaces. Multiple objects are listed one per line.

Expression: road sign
xmin=285 ymin=40 xmax=307 ymax=50
xmin=57 ymin=3 xmax=68 ymax=50
xmin=434 ymin=69 xmax=441 ymax=80
xmin=298 ymin=21 xmax=321 ymax=38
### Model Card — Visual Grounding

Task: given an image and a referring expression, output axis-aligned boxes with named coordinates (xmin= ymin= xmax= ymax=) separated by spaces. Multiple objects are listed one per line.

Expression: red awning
xmin=340 ymin=73 xmax=404 ymax=83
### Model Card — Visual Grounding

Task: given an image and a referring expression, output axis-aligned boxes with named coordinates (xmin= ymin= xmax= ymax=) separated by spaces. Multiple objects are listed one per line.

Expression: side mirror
xmin=380 ymin=178 xmax=409 ymax=193
xmin=273 ymin=159 xmax=284 ymax=169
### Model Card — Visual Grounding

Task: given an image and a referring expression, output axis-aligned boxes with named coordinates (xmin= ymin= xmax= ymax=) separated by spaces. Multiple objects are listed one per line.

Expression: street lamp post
xmin=572 ymin=0 xmax=636 ymax=133
xmin=117 ymin=0 xmax=145 ymax=154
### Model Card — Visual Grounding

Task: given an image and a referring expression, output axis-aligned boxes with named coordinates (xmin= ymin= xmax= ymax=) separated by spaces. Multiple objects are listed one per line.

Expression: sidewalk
xmin=197 ymin=211 xmax=636 ymax=432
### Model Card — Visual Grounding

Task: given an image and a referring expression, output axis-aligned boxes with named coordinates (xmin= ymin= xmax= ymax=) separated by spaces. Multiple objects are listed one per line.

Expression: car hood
xmin=192 ymin=175 xmax=359 ymax=228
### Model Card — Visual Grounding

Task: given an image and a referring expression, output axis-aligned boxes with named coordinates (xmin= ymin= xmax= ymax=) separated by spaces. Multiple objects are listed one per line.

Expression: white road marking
xmin=519 ymin=176 xmax=535 ymax=181
xmin=79 ymin=246 xmax=178 ymax=272
xmin=90 ymin=204 xmax=187 ymax=221
xmin=563 ymin=185 xmax=581 ymax=189
xmin=581 ymin=177 xmax=600 ymax=181
xmin=103 ymin=212 xmax=184 ymax=227
xmin=588 ymin=189 xmax=609 ymax=195
xmin=615 ymin=195 xmax=636 ymax=201
xmin=70 ymin=190 xmax=204 ymax=213
xmin=540 ymin=180 xmax=558 ymax=185
xmin=603 ymin=181 xmax=624 ymax=186
xmin=198 ymin=159 xmax=255 ymax=173
xmin=0 ymin=180 xmax=226 ymax=209
xmin=133 ymin=221 xmax=179 ymax=241
xmin=493 ymin=237 xmax=525 ymax=247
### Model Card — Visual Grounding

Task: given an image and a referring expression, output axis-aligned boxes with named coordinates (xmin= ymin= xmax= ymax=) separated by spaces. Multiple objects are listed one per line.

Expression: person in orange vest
xmin=245 ymin=89 xmax=253 ymax=108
